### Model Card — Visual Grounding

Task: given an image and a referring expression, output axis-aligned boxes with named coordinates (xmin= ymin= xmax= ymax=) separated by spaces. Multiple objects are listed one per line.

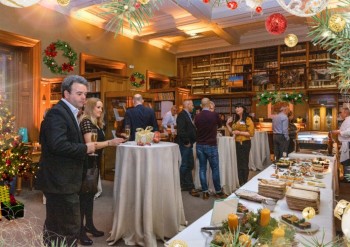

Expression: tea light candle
xmin=228 ymin=213 xmax=239 ymax=231
xmin=272 ymin=227 xmax=285 ymax=244
xmin=260 ymin=208 xmax=270 ymax=227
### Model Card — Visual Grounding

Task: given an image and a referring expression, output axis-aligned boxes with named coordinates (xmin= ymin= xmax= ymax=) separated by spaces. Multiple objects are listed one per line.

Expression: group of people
xmin=36 ymin=74 xmax=306 ymax=246
xmin=176 ymin=98 xmax=256 ymax=199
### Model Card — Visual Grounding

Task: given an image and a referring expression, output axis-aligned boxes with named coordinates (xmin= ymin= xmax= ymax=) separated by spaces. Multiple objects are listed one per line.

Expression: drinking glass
xmin=125 ymin=125 xmax=130 ymax=141
xmin=90 ymin=129 xmax=98 ymax=156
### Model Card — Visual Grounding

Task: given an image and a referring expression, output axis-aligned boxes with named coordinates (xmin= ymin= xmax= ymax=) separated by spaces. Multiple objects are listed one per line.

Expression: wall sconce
xmin=42 ymin=95 xmax=46 ymax=104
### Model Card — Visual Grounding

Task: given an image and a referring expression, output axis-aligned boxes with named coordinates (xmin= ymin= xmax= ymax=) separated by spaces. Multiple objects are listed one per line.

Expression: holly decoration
xmin=256 ymin=6 xmax=263 ymax=14
xmin=256 ymin=91 xmax=305 ymax=105
xmin=227 ymin=1 xmax=238 ymax=10
xmin=265 ymin=13 xmax=287 ymax=35
xmin=43 ymin=40 xmax=77 ymax=75
xmin=130 ymin=72 xmax=146 ymax=88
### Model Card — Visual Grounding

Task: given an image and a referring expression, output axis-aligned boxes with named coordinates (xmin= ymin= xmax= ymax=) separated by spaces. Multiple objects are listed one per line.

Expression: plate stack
xmin=286 ymin=187 xmax=320 ymax=213
xmin=258 ymin=179 xmax=287 ymax=199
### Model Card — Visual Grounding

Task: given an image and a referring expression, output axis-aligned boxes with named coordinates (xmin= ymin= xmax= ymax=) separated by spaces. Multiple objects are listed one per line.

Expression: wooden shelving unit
xmin=279 ymin=42 xmax=307 ymax=90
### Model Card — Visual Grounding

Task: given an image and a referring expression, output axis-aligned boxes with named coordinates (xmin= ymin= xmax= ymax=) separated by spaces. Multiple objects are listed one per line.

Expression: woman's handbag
xmin=80 ymin=165 xmax=98 ymax=194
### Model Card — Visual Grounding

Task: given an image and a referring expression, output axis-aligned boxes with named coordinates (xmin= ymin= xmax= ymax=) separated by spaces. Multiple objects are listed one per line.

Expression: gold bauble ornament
xmin=302 ymin=207 xmax=316 ymax=220
xmin=168 ymin=240 xmax=188 ymax=247
xmin=328 ymin=14 xmax=346 ymax=33
xmin=284 ymin=34 xmax=298 ymax=48
xmin=138 ymin=0 xmax=150 ymax=4
xmin=57 ymin=0 xmax=70 ymax=6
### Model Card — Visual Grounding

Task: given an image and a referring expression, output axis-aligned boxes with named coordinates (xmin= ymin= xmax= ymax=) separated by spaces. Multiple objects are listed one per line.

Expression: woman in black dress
xmin=79 ymin=97 xmax=124 ymax=245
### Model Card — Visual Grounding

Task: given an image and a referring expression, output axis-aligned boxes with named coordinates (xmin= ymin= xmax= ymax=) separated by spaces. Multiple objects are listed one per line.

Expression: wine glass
xmin=90 ymin=129 xmax=98 ymax=156
xmin=125 ymin=124 xmax=130 ymax=141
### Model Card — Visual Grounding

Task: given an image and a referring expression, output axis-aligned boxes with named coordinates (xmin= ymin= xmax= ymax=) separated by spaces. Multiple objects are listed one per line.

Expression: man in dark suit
xmin=124 ymin=94 xmax=158 ymax=141
xmin=176 ymin=99 xmax=200 ymax=197
xmin=36 ymin=75 xmax=96 ymax=247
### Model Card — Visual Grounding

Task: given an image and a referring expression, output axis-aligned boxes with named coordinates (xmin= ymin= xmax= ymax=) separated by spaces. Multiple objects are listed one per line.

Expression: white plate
xmin=280 ymin=218 xmax=320 ymax=233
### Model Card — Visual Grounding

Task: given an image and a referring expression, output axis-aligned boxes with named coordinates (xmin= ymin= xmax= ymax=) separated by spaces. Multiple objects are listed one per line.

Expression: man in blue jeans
xmin=194 ymin=98 xmax=227 ymax=200
xmin=175 ymin=100 xmax=200 ymax=197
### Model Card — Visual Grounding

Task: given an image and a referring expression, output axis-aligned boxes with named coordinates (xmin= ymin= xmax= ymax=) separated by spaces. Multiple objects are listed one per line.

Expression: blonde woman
xmin=79 ymin=98 xmax=125 ymax=245
xmin=226 ymin=103 xmax=255 ymax=186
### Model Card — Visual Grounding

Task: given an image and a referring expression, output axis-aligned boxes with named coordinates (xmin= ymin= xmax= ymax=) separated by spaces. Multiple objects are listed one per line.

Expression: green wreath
xmin=130 ymin=72 xmax=145 ymax=88
xmin=43 ymin=40 xmax=77 ymax=75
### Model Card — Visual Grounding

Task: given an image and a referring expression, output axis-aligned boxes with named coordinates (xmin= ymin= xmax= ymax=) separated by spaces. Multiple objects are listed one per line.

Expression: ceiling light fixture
xmin=57 ymin=0 xmax=70 ymax=7
xmin=276 ymin=0 xmax=328 ymax=17
xmin=0 ymin=0 xmax=40 ymax=8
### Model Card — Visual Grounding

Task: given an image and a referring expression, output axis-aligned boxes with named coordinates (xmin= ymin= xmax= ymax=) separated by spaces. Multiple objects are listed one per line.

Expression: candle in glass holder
xmin=272 ymin=227 xmax=285 ymax=244
xmin=228 ymin=213 xmax=239 ymax=231
xmin=260 ymin=208 xmax=270 ymax=227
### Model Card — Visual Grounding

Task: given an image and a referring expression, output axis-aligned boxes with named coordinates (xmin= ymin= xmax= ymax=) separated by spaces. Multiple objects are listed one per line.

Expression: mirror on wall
xmin=80 ymin=53 xmax=127 ymax=76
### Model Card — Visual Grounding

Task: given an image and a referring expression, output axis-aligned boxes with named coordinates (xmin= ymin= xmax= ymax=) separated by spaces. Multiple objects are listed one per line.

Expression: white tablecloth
xmin=194 ymin=132 xmax=270 ymax=193
xmin=249 ymin=131 xmax=271 ymax=171
xmin=107 ymin=141 xmax=186 ymax=246
xmin=166 ymin=153 xmax=336 ymax=246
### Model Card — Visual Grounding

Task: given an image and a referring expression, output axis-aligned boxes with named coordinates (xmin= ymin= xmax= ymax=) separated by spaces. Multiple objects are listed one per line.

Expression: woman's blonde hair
xmin=80 ymin=97 xmax=105 ymax=129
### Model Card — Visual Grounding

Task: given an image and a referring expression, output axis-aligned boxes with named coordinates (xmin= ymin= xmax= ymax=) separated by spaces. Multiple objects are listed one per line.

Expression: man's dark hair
xmin=61 ymin=75 xmax=88 ymax=97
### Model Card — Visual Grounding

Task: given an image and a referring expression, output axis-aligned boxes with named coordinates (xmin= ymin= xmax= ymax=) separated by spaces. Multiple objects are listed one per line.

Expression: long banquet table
xmin=107 ymin=141 xmax=186 ymax=246
xmin=194 ymin=131 xmax=271 ymax=194
xmin=166 ymin=152 xmax=336 ymax=246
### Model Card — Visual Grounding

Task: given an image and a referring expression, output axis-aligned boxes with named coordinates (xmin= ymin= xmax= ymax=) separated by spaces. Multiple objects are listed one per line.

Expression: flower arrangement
xmin=43 ymin=40 xmax=77 ymax=75
xmin=256 ymin=91 xmax=305 ymax=106
xmin=130 ymin=72 xmax=146 ymax=88
xmin=211 ymin=210 xmax=296 ymax=246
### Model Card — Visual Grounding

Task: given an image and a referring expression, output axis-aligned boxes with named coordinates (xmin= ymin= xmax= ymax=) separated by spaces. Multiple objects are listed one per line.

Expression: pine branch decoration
xmin=308 ymin=1 xmax=350 ymax=92
xmin=100 ymin=0 xmax=164 ymax=36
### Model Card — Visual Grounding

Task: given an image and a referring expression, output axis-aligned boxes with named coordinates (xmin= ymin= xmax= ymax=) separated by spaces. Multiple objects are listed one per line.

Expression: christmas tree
xmin=0 ymin=97 xmax=32 ymax=184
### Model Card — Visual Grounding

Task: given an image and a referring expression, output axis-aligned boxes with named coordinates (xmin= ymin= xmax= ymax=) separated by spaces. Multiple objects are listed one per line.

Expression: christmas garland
xmin=256 ymin=91 xmax=306 ymax=105
xmin=43 ymin=40 xmax=77 ymax=75
xmin=130 ymin=72 xmax=145 ymax=88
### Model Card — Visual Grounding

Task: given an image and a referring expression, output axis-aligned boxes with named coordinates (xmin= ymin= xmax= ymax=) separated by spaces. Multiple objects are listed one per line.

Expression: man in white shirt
xmin=162 ymin=105 xmax=177 ymax=135
xmin=332 ymin=107 xmax=350 ymax=165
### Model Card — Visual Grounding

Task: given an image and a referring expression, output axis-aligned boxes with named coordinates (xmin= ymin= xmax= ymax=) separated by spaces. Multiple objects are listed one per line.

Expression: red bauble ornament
xmin=265 ymin=13 xmax=287 ymax=35
xmin=256 ymin=6 xmax=263 ymax=14
xmin=227 ymin=1 xmax=238 ymax=10
xmin=203 ymin=0 xmax=210 ymax=3
xmin=134 ymin=2 xmax=141 ymax=8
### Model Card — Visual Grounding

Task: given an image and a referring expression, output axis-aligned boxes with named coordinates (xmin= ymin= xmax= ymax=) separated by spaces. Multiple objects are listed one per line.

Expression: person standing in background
xmin=79 ymin=98 xmax=125 ymax=245
xmin=162 ymin=105 xmax=177 ymax=136
xmin=36 ymin=75 xmax=96 ymax=247
xmin=209 ymin=101 xmax=215 ymax=112
xmin=226 ymin=103 xmax=255 ymax=186
xmin=332 ymin=107 xmax=350 ymax=166
xmin=287 ymin=111 xmax=298 ymax=154
xmin=195 ymin=98 xmax=227 ymax=200
xmin=272 ymin=102 xmax=290 ymax=161
xmin=124 ymin=94 xmax=158 ymax=141
xmin=176 ymin=100 xmax=200 ymax=197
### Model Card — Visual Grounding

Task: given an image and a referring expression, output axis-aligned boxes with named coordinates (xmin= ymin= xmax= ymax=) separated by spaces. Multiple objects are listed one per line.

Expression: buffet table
xmin=194 ymin=132 xmax=270 ymax=193
xmin=107 ymin=141 xmax=186 ymax=246
xmin=166 ymin=153 xmax=336 ymax=246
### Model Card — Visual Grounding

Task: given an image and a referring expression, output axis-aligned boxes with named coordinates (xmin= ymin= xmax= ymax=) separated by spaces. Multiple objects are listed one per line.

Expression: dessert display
xmin=258 ymin=179 xmax=286 ymax=199
xmin=237 ymin=203 xmax=249 ymax=214
xmin=281 ymin=214 xmax=311 ymax=229
xmin=234 ymin=189 xmax=272 ymax=203
xmin=286 ymin=188 xmax=320 ymax=213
